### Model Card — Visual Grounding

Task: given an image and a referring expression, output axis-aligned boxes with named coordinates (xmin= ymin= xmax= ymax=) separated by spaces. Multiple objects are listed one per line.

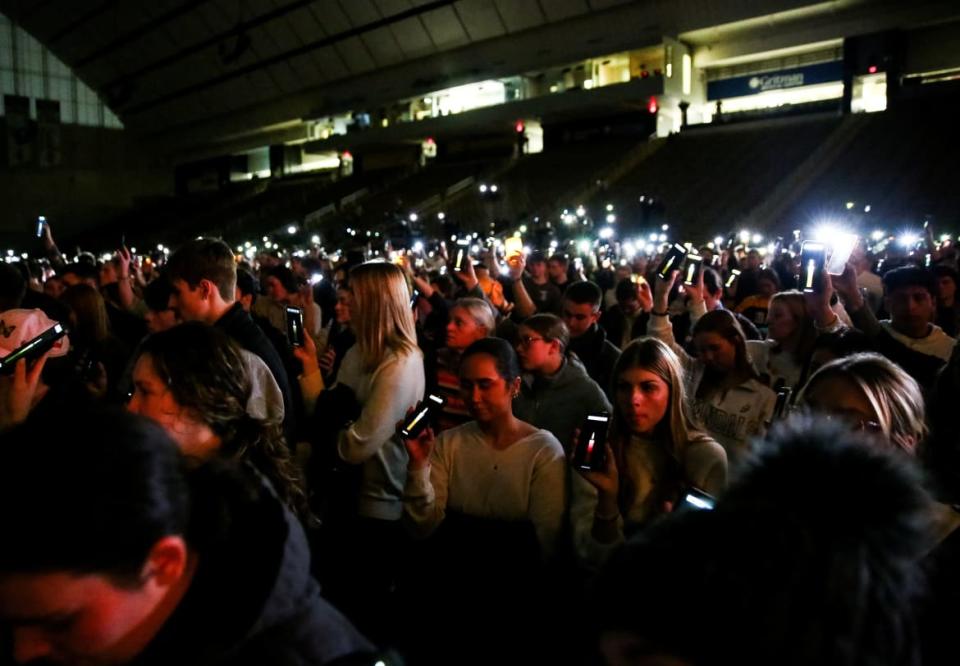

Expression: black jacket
xmin=133 ymin=471 xmax=375 ymax=666
xmin=599 ymin=306 xmax=648 ymax=350
xmin=216 ymin=303 xmax=297 ymax=441
xmin=568 ymin=324 xmax=621 ymax=400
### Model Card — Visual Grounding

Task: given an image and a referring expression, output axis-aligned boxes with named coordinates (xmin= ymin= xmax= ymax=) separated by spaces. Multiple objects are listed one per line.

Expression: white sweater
xmin=403 ymin=422 xmax=567 ymax=557
xmin=335 ymin=345 xmax=425 ymax=520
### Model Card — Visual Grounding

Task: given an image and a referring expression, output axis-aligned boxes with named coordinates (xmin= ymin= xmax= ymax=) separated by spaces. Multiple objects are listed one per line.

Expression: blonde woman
xmin=799 ymin=352 xmax=926 ymax=455
xmin=297 ymin=261 xmax=424 ymax=637
xmin=571 ymin=337 xmax=727 ymax=567
xmin=747 ymin=290 xmax=819 ymax=391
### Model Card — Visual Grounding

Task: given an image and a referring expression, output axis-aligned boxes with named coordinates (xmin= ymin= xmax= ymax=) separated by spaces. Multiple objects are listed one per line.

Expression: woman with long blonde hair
xmin=748 ymin=290 xmax=818 ymax=390
xmin=571 ymin=337 xmax=727 ymax=567
xmin=299 ymin=260 xmax=424 ymax=639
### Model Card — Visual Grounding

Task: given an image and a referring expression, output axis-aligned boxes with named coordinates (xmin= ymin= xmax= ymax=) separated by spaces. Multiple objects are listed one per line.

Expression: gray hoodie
xmin=513 ymin=355 xmax=611 ymax=453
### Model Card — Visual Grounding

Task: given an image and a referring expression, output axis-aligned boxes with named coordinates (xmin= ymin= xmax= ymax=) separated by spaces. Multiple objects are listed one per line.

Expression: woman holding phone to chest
xmin=571 ymin=338 xmax=727 ymax=568
xmin=400 ymin=337 xmax=567 ymax=559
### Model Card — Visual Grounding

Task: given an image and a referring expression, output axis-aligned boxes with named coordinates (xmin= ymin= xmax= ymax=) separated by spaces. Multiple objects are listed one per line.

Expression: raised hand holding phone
xmin=652 ymin=269 xmax=679 ymax=313
xmin=291 ymin=325 xmax=321 ymax=378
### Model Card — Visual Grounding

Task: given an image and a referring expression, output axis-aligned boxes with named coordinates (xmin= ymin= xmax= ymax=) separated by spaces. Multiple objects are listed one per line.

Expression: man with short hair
xmin=506 ymin=251 xmax=563 ymax=318
xmin=165 ymin=238 xmax=297 ymax=440
xmin=547 ymin=254 xmax=572 ymax=291
xmin=832 ymin=264 xmax=954 ymax=393
xmin=671 ymin=268 xmax=761 ymax=345
xmin=599 ymin=278 xmax=649 ymax=350
xmin=563 ymin=281 xmax=620 ymax=399
xmin=0 ymin=407 xmax=374 ymax=665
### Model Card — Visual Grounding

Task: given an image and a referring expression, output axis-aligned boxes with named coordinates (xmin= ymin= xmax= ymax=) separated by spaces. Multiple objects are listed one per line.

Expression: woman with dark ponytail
xmin=127 ymin=321 xmax=308 ymax=518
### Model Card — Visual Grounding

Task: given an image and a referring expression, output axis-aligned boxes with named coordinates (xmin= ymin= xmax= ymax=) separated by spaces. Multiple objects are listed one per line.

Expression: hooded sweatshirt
xmin=513 ymin=355 xmax=611 ymax=454
xmin=132 ymin=472 xmax=374 ymax=666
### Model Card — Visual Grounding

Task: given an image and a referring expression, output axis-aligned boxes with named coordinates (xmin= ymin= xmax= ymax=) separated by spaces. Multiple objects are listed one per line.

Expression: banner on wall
xmin=707 ymin=61 xmax=844 ymax=100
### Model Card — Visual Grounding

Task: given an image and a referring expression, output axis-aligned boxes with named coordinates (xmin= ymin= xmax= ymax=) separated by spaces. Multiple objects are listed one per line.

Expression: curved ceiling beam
xmin=119 ymin=0 xmax=459 ymax=117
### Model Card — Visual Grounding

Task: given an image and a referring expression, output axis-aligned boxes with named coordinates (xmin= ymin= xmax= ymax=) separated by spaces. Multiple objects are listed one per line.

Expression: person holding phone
xmin=300 ymin=261 xmax=424 ymax=638
xmin=647 ymin=270 xmax=776 ymax=465
xmin=570 ymin=338 xmax=726 ymax=568
xmin=401 ymin=337 xmax=566 ymax=557
xmin=513 ymin=314 xmax=611 ymax=454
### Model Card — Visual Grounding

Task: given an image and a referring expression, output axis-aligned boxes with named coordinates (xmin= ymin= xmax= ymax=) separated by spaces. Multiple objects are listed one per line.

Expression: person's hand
xmin=454 ymin=254 xmax=479 ymax=291
xmin=318 ymin=346 xmax=337 ymax=376
xmin=804 ymin=270 xmax=834 ymax=319
xmin=507 ymin=252 xmax=525 ymax=281
xmin=116 ymin=246 xmax=132 ymax=279
xmin=687 ymin=265 xmax=706 ymax=305
xmin=652 ymin=270 xmax=678 ymax=312
xmin=831 ymin=262 xmax=863 ymax=310
xmin=399 ymin=407 xmax=435 ymax=471
xmin=0 ymin=354 xmax=49 ymax=429
xmin=292 ymin=331 xmax=321 ymax=378
xmin=636 ymin=279 xmax=653 ymax=313
xmin=41 ymin=220 xmax=56 ymax=250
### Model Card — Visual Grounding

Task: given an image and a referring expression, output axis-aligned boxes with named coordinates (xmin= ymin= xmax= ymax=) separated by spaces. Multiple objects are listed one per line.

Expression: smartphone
xmin=925 ymin=254 xmax=932 ymax=268
xmin=572 ymin=413 xmax=610 ymax=472
xmin=826 ymin=234 xmax=858 ymax=276
xmin=400 ymin=394 xmax=445 ymax=439
xmin=454 ymin=238 xmax=470 ymax=271
xmin=678 ymin=486 xmax=716 ymax=511
xmin=724 ymin=268 xmax=741 ymax=289
xmin=800 ymin=241 xmax=827 ymax=294
xmin=772 ymin=386 xmax=792 ymax=421
xmin=410 ymin=287 xmax=420 ymax=308
xmin=35 ymin=216 xmax=46 ymax=238
xmin=285 ymin=306 xmax=305 ymax=347
xmin=504 ymin=235 xmax=523 ymax=260
xmin=656 ymin=243 xmax=687 ymax=280
xmin=0 ymin=322 xmax=67 ymax=375
xmin=681 ymin=253 xmax=703 ymax=286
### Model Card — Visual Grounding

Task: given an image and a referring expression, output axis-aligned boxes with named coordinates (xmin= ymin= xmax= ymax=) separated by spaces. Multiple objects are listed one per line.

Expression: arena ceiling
xmin=0 ymin=0 xmax=951 ymax=160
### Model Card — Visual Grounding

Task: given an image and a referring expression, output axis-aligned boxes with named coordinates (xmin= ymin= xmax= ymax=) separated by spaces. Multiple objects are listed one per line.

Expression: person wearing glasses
xmin=798 ymin=352 xmax=923 ymax=451
xmin=797 ymin=351 xmax=960 ymax=666
xmin=513 ymin=313 xmax=610 ymax=454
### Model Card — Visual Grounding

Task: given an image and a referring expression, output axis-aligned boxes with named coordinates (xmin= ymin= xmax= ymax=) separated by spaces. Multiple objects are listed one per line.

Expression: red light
xmin=640 ymin=70 xmax=649 ymax=79
xmin=647 ymin=96 xmax=658 ymax=114
xmin=425 ymin=137 xmax=435 ymax=145
xmin=868 ymin=65 xmax=878 ymax=74
xmin=342 ymin=151 xmax=353 ymax=160
xmin=515 ymin=121 xmax=525 ymax=133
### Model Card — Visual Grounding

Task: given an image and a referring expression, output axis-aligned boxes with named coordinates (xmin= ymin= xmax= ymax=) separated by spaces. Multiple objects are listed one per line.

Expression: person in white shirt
xmin=401 ymin=337 xmax=566 ymax=559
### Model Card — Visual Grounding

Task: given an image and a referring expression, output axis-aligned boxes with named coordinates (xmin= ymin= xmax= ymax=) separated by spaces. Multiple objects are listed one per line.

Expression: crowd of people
xmin=1 ymin=218 xmax=959 ymax=665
